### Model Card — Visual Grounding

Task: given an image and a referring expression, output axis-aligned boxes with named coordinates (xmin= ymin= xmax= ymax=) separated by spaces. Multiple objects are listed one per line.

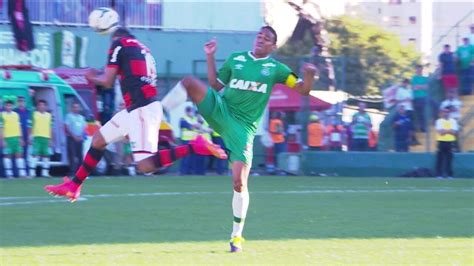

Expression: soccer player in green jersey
xmin=1 ymin=100 xmax=27 ymax=178
xmin=159 ymin=26 xmax=318 ymax=252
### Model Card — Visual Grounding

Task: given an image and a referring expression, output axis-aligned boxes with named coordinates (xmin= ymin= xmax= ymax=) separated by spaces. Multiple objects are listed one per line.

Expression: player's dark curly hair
xmin=261 ymin=25 xmax=277 ymax=44
xmin=112 ymin=27 xmax=135 ymax=39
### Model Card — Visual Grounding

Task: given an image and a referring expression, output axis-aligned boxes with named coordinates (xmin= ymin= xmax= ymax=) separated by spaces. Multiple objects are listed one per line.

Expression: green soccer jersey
xmin=217 ymin=51 xmax=298 ymax=128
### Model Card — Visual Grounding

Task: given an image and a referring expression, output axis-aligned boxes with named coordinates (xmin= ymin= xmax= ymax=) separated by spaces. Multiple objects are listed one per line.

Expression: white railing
xmin=0 ymin=0 xmax=162 ymax=28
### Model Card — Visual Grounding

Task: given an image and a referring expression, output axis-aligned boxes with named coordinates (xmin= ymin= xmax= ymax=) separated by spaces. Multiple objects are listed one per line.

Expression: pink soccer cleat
xmin=44 ymin=177 xmax=82 ymax=202
xmin=190 ymin=135 xmax=228 ymax=160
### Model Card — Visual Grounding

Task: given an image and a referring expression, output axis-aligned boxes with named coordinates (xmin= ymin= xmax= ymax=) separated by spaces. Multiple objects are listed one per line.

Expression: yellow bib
xmin=1 ymin=112 xmax=21 ymax=138
xmin=181 ymin=115 xmax=197 ymax=141
xmin=32 ymin=111 xmax=52 ymax=138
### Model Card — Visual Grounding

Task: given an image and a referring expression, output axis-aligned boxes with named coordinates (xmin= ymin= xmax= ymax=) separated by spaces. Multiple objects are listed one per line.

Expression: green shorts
xmin=32 ymin=137 xmax=50 ymax=156
xmin=197 ymin=88 xmax=256 ymax=164
xmin=3 ymin=137 xmax=22 ymax=155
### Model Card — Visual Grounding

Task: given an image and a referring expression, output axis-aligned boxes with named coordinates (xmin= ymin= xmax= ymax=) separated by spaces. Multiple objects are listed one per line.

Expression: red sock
xmin=153 ymin=145 xmax=191 ymax=167
xmin=72 ymin=147 xmax=104 ymax=184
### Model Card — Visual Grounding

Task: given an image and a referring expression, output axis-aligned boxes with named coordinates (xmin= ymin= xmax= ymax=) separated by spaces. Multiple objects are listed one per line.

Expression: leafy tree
xmin=277 ymin=16 xmax=421 ymax=96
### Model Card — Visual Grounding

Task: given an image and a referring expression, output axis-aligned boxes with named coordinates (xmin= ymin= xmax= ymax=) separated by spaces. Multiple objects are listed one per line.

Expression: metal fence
xmin=0 ymin=0 xmax=162 ymax=28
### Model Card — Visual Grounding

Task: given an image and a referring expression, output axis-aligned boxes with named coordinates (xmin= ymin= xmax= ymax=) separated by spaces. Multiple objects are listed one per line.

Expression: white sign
xmin=0 ymin=31 xmax=51 ymax=68
xmin=61 ymin=30 xmax=76 ymax=67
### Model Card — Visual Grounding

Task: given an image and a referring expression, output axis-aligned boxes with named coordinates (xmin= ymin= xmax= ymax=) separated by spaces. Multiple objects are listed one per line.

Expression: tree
xmin=277 ymin=16 xmax=421 ymax=96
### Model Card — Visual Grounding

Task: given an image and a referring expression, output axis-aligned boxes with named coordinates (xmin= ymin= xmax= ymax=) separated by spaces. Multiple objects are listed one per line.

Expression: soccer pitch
xmin=1 ymin=175 xmax=473 ymax=265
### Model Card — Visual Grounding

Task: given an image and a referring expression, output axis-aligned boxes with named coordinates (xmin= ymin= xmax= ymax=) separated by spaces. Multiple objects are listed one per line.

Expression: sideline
xmin=1 ymin=187 xmax=473 ymax=206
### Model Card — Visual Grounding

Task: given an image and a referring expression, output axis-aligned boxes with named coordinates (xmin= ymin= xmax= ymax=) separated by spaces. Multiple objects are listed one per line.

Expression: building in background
xmin=345 ymin=0 xmax=473 ymax=65
xmin=162 ymin=0 xmax=262 ymax=31
xmin=0 ymin=0 xmax=264 ymax=32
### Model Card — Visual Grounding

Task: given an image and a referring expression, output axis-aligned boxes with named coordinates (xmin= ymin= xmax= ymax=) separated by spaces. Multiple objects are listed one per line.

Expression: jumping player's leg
xmin=71 ymin=132 xmax=108 ymax=184
xmin=124 ymin=101 xmax=194 ymax=174
xmin=161 ymin=76 xmax=208 ymax=112
xmin=43 ymin=109 xmax=129 ymax=201
xmin=140 ymin=87 xmax=227 ymax=172
xmin=44 ymin=101 xmax=226 ymax=201
xmin=137 ymin=137 xmax=228 ymax=173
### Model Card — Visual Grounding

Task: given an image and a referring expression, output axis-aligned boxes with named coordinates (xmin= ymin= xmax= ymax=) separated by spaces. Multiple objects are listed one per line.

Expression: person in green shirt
xmin=456 ymin=37 xmax=474 ymax=95
xmin=411 ymin=65 xmax=429 ymax=132
xmin=351 ymin=102 xmax=372 ymax=151
xmin=159 ymin=26 xmax=318 ymax=252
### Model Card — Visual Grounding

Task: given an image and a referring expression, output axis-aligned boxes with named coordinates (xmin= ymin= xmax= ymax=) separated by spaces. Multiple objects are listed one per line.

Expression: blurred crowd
xmin=266 ymin=102 xmax=379 ymax=170
xmin=178 ymin=106 xmax=227 ymax=176
xmin=389 ymin=31 xmax=473 ymax=153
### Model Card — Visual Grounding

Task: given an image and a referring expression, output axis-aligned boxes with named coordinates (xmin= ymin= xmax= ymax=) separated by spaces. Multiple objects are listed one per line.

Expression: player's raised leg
xmin=161 ymin=76 xmax=208 ymax=113
xmin=137 ymin=135 xmax=228 ymax=173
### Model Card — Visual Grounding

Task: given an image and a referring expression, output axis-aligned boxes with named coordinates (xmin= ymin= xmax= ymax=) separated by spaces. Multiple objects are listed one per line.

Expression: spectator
xmin=395 ymin=79 xmax=414 ymax=120
xmin=456 ymin=37 xmax=474 ymax=95
xmin=440 ymin=90 xmax=462 ymax=121
xmin=345 ymin=122 xmax=353 ymax=151
xmin=179 ymin=106 xmax=198 ymax=175
xmin=99 ymin=86 xmax=115 ymax=125
xmin=392 ymin=105 xmax=414 ymax=152
xmin=469 ymin=24 xmax=474 ymax=46
xmin=287 ymin=133 xmax=301 ymax=152
xmin=269 ymin=112 xmax=286 ymax=166
xmin=307 ymin=114 xmax=324 ymax=151
xmin=109 ymin=135 xmax=136 ymax=176
xmin=351 ymin=102 xmax=372 ymax=151
xmin=411 ymin=65 xmax=429 ymax=132
xmin=29 ymin=100 xmax=53 ymax=178
xmin=439 ymin=44 xmax=459 ymax=92
xmin=435 ymin=108 xmax=458 ymax=179
xmin=1 ymin=100 xmax=27 ymax=178
xmin=13 ymin=96 xmax=31 ymax=160
xmin=64 ymin=102 xmax=86 ymax=176
xmin=368 ymin=130 xmax=379 ymax=151
xmin=325 ymin=117 xmax=344 ymax=151
xmin=122 ymin=137 xmax=136 ymax=176
xmin=468 ymin=24 xmax=474 ymax=96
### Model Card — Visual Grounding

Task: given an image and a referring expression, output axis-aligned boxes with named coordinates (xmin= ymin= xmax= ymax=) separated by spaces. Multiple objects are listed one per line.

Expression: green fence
xmin=278 ymin=152 xmax=474 ymax=178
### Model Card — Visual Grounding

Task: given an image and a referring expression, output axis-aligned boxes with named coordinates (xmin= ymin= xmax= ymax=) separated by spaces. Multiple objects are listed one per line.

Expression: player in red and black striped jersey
xmin=106 ymin=30 xmax=159 ymax=111
xmin=44 ymin=28 xmax=227 ymax=202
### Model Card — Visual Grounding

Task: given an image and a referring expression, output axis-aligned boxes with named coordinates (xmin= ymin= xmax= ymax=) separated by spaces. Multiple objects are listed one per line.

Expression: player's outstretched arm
xmin=293 ymin=63 xmax=318 ymax=96
xmin=204 ymin=39 xmax=224 ymax=91
xmin=85 ymin=67 xmax=118 ymax=89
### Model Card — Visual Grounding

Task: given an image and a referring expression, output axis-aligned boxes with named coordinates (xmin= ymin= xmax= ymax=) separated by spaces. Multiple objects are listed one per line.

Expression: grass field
xmin=0 ymin=175 xmax=473 ymax=265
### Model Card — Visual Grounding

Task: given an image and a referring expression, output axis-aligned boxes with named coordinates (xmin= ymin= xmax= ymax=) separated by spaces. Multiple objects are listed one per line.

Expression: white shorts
xmin=100 ymin=101 xmax=163 ymax=162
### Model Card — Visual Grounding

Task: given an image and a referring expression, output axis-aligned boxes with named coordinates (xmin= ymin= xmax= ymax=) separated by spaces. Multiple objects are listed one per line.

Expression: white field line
xmin=0 ymin=188 xmax=473 ymax=206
